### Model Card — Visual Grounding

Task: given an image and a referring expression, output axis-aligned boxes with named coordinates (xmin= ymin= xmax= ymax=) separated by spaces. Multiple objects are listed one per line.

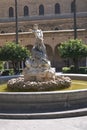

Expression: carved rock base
xmin=23 ymin=67 xmax=56 ymax=82
xmin=7 ymin=75 xmax=71 ymax=91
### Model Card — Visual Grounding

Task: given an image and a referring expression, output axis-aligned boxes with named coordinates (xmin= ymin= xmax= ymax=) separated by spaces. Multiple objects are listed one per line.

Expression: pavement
xmin=0 ymin=116 xmax=87 ymax=130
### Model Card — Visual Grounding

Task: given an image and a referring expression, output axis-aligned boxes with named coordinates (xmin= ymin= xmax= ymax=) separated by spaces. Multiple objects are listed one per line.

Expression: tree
xmin=0 ymin=42 xmax=30 ymax=74
xmin=58 ymin=39 xmax=87 ymax=71
xmin=0 ymin=61 xmax=5 ymax=71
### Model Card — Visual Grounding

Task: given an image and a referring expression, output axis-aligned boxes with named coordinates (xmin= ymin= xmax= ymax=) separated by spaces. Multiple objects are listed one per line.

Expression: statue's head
xmin=33 ymin=24 xmax=38 ymax=30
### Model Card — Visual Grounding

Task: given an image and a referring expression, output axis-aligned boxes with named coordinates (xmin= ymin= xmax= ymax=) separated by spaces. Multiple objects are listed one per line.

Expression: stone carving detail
xmin=7 ymin=76 xmax=71 ymax=91
xmin=23 ymin=24 xmax=55 ymax=81
xmin=7 ymin=24 xmax=71 ymax=91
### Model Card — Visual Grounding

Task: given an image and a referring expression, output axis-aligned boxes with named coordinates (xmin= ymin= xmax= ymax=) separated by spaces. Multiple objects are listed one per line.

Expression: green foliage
xmin=0 ymin=61 xmax=4 ymax=70
xmin=62 ymin=67 xmax=71 ymax=73
xmin=58 ymin=39 xmax=87 ymax=70
xmin=58 ymin=39 xmax=87 ymax=58
xmin=62 ymin=66 xmax=87 ymax=74
xmin=0 ymin=42 xmax=30 ymax=61
xmin=0 ymin=42 xmax=30 ymax=74
xmin=1 ymin=68 xmax=23 ymax=76
xmin=79 ymin=67 xmax=87 ymax=74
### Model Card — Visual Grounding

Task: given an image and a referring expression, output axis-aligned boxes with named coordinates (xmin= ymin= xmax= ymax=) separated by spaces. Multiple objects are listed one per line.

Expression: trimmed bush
xmin=62 ymin=67 xmax=71 ymax=73
xmin=1 ymin=69 xmax=23 ymax=76
xmin=79 ymin=67 xmax=87 ymax=74
xmin=1 ymin=70 xmax=9 ymax=76
xmin=62 ymin=66 xmax=87 ymax=74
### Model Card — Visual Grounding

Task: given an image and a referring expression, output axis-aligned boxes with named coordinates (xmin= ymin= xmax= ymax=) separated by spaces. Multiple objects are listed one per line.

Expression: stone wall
xmin=0 ymin=17 xmax=87 ymax=33
xmin=0 ymin=88 xmax=87 ymax=113
xmin=0 ymin=0 xmax=87 ymax=33
xmin=0 ymin=29 xmax=86 ymax=51
xmin=0 ymin=29 xmax=87 ymax=70
xmin=0 ymin=0 xmax=87 ymax=18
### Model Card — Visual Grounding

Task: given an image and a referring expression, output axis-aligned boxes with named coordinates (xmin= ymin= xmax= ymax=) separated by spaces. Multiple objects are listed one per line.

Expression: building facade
xmin=0 ymin=0 xmax=87 ymax=70
xmin=0 ymin=0 xmax=87 ymax=33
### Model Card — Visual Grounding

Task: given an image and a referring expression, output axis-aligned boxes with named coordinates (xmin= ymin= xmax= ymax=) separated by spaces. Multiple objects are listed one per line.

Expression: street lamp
xmin=73 ymin=0 xmax=77 ymax=39
xmin=15 ymin=0 xmax=18 ymax=44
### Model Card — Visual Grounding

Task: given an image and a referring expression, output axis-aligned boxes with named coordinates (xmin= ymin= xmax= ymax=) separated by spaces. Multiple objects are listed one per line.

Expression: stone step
xmin=0 ymin=108 xmax=87 ymax=119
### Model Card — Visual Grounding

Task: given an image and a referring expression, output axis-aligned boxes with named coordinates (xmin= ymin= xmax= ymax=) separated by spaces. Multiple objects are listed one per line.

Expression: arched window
xmin=55 ymin=27 xmax=59 ymax=30
xmin=9 ymin=7 xmax=14 ymax=17
xmin=39 ymin=5 xmax=44 ymax=15
xmin=55 ymin=3 xmax=60 ymax=14
xmin=24 ymin=6 xmax=29 ymax=16
xmin=1 ymin=31 xmax=5 ymax=33
xmin=18 ymin=29 xmax=23 ymax=32
xmin=71 ymin=1 xmax=74 ymax=13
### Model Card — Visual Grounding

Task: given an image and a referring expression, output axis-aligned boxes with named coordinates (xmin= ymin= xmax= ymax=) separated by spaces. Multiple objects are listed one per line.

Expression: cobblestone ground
xmin=0 ymin=116 xmax=87 ymax=130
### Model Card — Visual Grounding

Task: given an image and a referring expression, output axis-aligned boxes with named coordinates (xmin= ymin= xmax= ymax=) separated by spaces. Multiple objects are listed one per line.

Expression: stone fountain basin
xmin=0 ymin=74 xmax=87 ymax=116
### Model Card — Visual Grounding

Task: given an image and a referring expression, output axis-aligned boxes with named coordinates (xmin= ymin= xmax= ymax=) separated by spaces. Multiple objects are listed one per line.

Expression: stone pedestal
xmin=23 ymin=67 xmax=55 ymax=82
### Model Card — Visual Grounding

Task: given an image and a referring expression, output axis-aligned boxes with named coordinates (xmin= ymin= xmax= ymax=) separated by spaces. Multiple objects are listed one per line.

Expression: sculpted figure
xmin=30 ymin=24 xmax=44 ymax=42
xmin=26 ymin=24 xmax=51 ymax=69
xmin=29 ymin=24 xmax=46 ymax=60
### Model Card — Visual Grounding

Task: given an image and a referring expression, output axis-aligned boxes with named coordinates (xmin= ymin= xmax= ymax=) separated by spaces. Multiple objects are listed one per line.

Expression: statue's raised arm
xmin=29 ymin=24 xmax=44 ymax=43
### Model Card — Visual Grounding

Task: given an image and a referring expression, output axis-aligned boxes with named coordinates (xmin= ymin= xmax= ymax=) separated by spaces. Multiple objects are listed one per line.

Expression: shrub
xmin=1 ymin=68 xmax=23 ymax=76
xmin=58 ymin=39 xmax=87 ymax=71
xmin=1 ymin=70 xmax=9 ymax=76
xmin=0 ymin=42 xmax=30 ymax=74
xmin=62 ymin=66 xmax=87 ymax=74
xmin=79 ymin=67 xmax=87 ymax=74
xmin=62 ymin=67 xmax=71 ymax=73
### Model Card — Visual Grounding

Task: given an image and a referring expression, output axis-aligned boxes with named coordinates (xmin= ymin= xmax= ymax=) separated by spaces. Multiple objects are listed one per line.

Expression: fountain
xmin=7 ymin=24 xmax=71 ymax=91
xmin=0 ymin=25 xmax=87 ymax=119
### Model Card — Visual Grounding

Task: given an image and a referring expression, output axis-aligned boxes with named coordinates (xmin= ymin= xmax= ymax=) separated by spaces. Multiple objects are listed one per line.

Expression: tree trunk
xmin=73 ymin=57 xmax=79 ymax=72
xmin=12 ymin=61 xmax=19 ymax=75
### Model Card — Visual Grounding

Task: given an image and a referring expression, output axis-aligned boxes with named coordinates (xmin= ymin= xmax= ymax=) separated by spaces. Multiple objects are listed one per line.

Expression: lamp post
xmin=73 ymin=0 xmax=77 ymax=39
xmin=15 ymin=0 xmax=18 ymax=44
